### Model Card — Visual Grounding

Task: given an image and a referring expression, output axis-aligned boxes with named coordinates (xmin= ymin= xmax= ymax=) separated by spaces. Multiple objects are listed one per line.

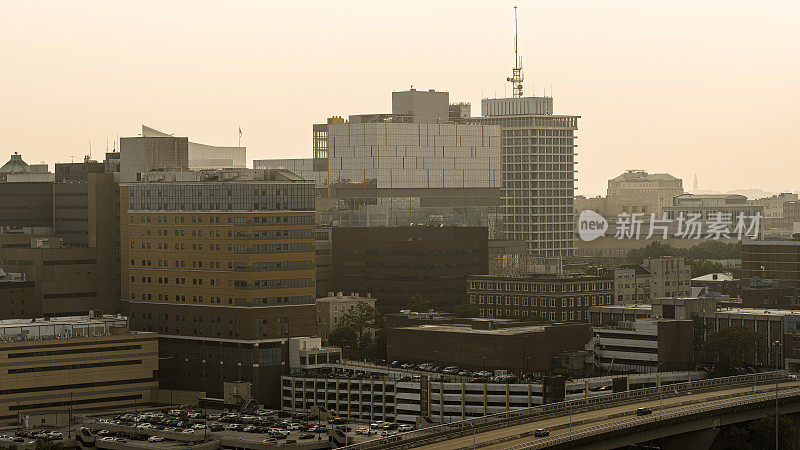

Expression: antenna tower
xmin=506 ymin=5 xmax=524 ymax=98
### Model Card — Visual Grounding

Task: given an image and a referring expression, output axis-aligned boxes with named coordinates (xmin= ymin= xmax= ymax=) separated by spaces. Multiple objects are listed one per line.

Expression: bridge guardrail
xmin=344 ymin=371 xmax=785 ymax=449
xmin=510 ymin=385 xmax=800 ymax=449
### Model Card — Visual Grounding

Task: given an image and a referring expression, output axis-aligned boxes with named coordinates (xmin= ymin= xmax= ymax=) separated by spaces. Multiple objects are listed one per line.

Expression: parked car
xmin=148 ymin=436 xmax=165 ymax=442
xmin=398 ymin=424 xmax=414 ymax=432
xmin=299 ymin=433 xmax=315 ymax=439
xmin=534 ymin=428 xmax=549 ymax=437
xmin=442 ymin=366 xmax=459 ymax=375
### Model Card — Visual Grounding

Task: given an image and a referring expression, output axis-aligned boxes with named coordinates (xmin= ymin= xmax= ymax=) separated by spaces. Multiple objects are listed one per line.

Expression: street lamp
xmin=772 ymin=340 xmax=782 ymax=448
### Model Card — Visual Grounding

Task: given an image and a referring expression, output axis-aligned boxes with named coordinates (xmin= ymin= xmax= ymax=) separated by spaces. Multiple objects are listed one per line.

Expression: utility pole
xmin=774 ymin=340 xmax=781 ymax=450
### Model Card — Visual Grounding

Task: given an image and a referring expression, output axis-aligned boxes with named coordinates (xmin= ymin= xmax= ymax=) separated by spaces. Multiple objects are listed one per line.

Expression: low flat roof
xmin=398 ymin=324 xmax=552 ymax=335
xmin=701 ymin=307 xmax=800 ymax=317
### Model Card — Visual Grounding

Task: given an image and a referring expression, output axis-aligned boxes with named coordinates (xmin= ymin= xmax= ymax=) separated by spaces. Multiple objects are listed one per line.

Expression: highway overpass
xmin=345 ymin=372 xmax=797 ymax=449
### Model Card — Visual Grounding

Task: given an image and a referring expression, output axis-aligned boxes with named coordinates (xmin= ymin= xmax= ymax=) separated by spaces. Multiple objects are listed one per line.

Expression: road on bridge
xmin=415 ymin=380 xmax=800 ymax=449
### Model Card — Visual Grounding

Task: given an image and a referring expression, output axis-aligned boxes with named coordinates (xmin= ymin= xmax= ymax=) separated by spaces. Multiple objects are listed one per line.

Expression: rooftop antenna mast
xmin=506 ymin=5 xmax=524 ymax=98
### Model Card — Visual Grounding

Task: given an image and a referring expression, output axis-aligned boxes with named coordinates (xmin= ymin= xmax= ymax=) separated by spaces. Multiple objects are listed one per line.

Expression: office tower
xmin=120 ymin=168 xmax=317 ymax=407
xmin=472 ymin=96 xmax=579 ymax=257
xmin=256 ymin=89 xmax=502 ymax=231
xmin=0 ymin=153 xmax=117 ymax=316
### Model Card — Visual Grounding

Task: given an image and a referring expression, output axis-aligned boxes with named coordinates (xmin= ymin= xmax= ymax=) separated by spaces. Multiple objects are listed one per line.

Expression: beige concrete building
xmin=316 ymin=292 xmax=376 ymax=343
xmin=607 ymin=170 xmax=684 ymax=216
xmin=0 ymin=314 xmax=158 ymax=426
xmin=614 ymin=257 xmax=691 ymax=303
xmin=643 ymin=257 xmax=692 ymax=299
xmin=664 ymin=194 xmax=763 ymax=221
xmin=614 ymin=265 xmax=652 ymax=304
xmin=748 ymin=193 xmax=798 ymax=219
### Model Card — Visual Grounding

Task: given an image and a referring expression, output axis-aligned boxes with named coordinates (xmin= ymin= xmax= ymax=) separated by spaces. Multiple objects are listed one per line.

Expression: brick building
xmin=386 ymin=321 xmax=591 ymax=374
xmin=0 ymin=270 xmax=37 ymax=319
xmin=467 ymin=273 xmax=614 ymax=322
xmin=331 ymin=226 xmax=489 ymax=313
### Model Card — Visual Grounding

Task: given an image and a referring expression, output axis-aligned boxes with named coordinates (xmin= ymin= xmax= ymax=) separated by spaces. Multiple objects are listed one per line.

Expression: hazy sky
xmin=1 ymin=0 xmax=798 ymax=196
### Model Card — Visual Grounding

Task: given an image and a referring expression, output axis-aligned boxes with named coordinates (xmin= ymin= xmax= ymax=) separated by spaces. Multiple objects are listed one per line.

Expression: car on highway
xmin=534 ymin=428 xmax=549 ymax=437
xmin=148 ymin=436 xmax=165 ymax=442
xmin=636 ymin=407 xmax=653 ymax=416
xmin=398 ymin=424 xmax=414 ymax=432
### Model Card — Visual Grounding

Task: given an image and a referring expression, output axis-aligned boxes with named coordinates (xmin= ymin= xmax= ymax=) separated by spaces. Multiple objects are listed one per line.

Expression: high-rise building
xmin=120 ymin=168 xmax=317 ymax=406
xmin=0 ymin=154 xmax=117 ymax=317
xmin=255 ymin=89 xmax=502 ymax=231
xmin=470 ymin=96 xmax=579 ymax=257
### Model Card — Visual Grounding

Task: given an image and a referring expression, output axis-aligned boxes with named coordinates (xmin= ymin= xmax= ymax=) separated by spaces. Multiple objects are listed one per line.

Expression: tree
xmin=703 ymin=325 xmax=763 ymax=376
xmin=692 ymin=316 xmax=712 ymax=367
xmin=748 ymin=414 xmax=796 ymax=449
xmin=34 ymin=441 xmax=65 ymax=450
xmin=715 ymin=414 xmax=796 ymax=450
xmin=406 ymin=294 xmax=431 ymax=313
xmin=626 ymin=240 xmax=741 ymax=266
xmin=687 ymin=258 xmax=727 ymax=278
xmin=454 ymin=303 xmax=479 ymax=318
xmin=328 ymin=302 xmax=379 ymax=359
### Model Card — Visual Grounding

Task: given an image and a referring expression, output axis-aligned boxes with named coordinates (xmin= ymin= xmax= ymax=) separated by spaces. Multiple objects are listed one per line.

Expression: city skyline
xmin=1 ymin=0 xmax=798 ymax=196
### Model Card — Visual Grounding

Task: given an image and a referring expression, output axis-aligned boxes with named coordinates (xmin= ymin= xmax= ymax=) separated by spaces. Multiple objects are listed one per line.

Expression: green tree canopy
xmin=627 ymin=240 xmax=741 ymax=265
xmin=328 ymin=302 xmax=378 ymax=351
xmin=454 ymin=303 xmax=480 ymax=318
xmin=406 ymin=294 xmax=431 ymax=313
xmin=702 ymin=325 xmax=764 ymax=376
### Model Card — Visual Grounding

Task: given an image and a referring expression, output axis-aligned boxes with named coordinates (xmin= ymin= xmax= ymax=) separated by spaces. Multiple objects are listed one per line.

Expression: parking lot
xmin=81 ymin=406 xmax=415 ymax=447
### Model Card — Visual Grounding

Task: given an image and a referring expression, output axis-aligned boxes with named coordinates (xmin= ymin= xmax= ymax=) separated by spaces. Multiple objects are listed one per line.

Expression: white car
xmin=356 ymin=428 xmax=369 ymax=435
xmin=370 ymin=421 xmax=386 ymax=429
xmin=285 ymin=424 xmax=300 ymax=431
xmin=398 ymin=424 xmax=413 ymax=432
xmin=148 ymin=436 xmax=165 ymax=442
xmin=192 ymin=424 xmax=206 ymax=429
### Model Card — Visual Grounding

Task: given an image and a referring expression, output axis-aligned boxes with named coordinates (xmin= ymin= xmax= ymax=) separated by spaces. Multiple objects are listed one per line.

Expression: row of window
xmin=470 ymin=294 xmax=612 ymax=307
xmin=480 ymin=309 xmax=586 ymax=321
xmin=469 ymin=280 xmax=612 ymax=293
